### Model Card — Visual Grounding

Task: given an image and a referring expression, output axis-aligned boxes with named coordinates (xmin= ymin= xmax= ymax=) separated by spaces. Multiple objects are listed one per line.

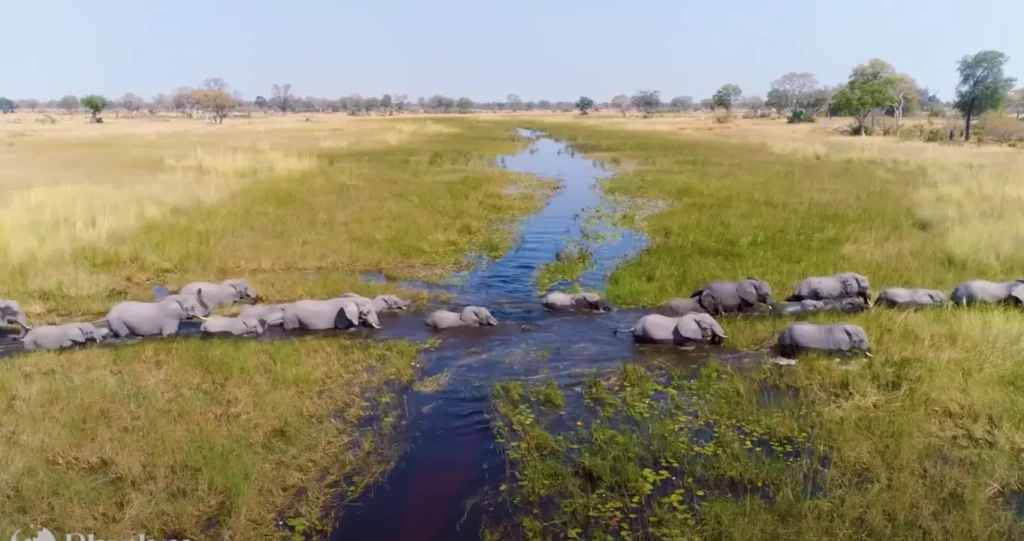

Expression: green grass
xmin=485 ymin=121 xmax=1024 ymax=540
xmin=0 ymin=337 xmax=420 ymax=539
xmin=535 ymin=243 xmax=594 ymax=292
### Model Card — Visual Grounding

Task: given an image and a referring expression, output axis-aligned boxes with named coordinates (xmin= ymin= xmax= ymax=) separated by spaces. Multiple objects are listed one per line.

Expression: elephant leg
xmin=161 ymin=320 xmax=179 ymax=337
xmin=283 ymin=312 xmax=300 ymax=331
xmin=108 ymin=318 xmax=131 ymax=338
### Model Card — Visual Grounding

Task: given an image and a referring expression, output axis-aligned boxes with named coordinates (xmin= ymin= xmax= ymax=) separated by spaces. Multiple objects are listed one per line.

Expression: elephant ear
xmin=836 ymin=327 xmax=856 ymax=351
xmin=336 ymin=303 xmax=360 ymax=328
xmin=698 ymin=289 xmax=720 ymax=315
xmin=68 ymin=327 xmax=88 ymax=344
xmin=696 ymin=314 xmax=727 ymax=340
xmin=736 ymin=281 xmax=760 ymax=307
xmin=1009 ymin=284 xmax=1024 ymax=306
xmin=673 ymin=318 xmax=704 ymax=342
xmin=461 ymin=307 xmax=480 ymax=325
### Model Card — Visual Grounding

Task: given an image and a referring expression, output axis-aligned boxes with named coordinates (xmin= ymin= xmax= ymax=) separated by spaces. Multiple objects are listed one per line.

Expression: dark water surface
xmin=328 ymin=130 xmax=768 ymax=541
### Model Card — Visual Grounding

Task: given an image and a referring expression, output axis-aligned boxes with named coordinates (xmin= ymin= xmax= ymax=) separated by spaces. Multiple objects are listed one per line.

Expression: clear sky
xmin=2 ymin=0 xmax=1021 ymax=103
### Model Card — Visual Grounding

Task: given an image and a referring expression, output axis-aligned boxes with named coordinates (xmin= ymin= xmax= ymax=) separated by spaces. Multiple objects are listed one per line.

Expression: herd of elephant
xmin=0 ymin=273 xmax=1022 ymax=358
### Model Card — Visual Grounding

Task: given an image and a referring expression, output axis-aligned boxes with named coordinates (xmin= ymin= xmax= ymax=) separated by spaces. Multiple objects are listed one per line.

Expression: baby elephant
xmin=1 ymin=299 xmax=32 ymax=337
xmin=789 ymin=272 xmax=871 ymax=304
xmin=540 ymin=291 xmax=610 ymax=312
xmin=21 ymin=322 xmax=110 ymax=351
xmin=200 ymin=316 xmax=265 ymax=336
xmin=874 ymin=287 xmax=947 ymax=308
xmin=688 ymin=278 xmax=773 ymax=315
xmin=424 ymin=306 xmax=499 ymax=329
xmin=339 ymin=293 xmax=412 ymax=312
xmin=660 ymin=296 xmax=707 ymax=316
xmin=775 ymin=322 xmax=871 ymax=359
xmin=105 ymin=294 xmax=209 ymax=338
xmin=238 ymin=303 xmax=292 ymax=327
xmin=179 ymin=279 xmax=258 ymax=311
xmin=621 ymin=313 xmax=727 ymax=345
xmin=950 ymin=280 xmax=1024 ymax=307
xmin=769 ymin=297 xmax=869 ymax=317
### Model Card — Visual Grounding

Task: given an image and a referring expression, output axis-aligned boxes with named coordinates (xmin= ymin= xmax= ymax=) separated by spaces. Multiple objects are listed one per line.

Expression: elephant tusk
xmin=370 ymin=322 xmax=381 ymax=329
xmin=864 ymin=351 xmax=874 ymax=358
xmin=196 ymin=315 xmax=211 ymax=321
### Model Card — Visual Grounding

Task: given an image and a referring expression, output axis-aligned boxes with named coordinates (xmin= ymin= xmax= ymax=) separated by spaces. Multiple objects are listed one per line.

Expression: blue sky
xmin=2 ymin=0 xmax=1021 ymax=102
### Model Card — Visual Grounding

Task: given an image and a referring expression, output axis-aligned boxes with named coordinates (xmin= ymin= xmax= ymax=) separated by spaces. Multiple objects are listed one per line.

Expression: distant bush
xmin=786 ymin=109 xmax=815 ymax=123
xmin=34 ymin=114 xmax=57 ymax=125
xmin=713 ymin=113 xmax=730 ymax=124
xmin=976 ymin=113 xmax=1024 ymax=144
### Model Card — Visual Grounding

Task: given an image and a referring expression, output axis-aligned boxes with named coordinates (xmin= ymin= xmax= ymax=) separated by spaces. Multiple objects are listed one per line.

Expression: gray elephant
xmin=238 ymin=303 xmax=292 ymax=327
xmin=950 ymin=280 xmax=1024 ymax=306
xmin=200 ymin=316 xmax=265 ymax=336
xmin=776 ymin=322 xmax=871 ymax=359
xmin=105 ymin=293 xmax=209 ymax=338
xmin=21 ymin=322 xmax=110 ymax=351
xmin=768 ymin=297 xmax=869 ymax=317
xmin=178 ymin=279 xmax=258 ymax=310
xmin=424 ymin=306 xmax=499 ymax=329
xmin=339 ymin=293 xmax=411 ymax=312
xmin=659 ymin=296 xmax=707 ymax=316
xmin=540 ymin=291 xmax=610 ymax=312
xmin=687 ymin=278 xmax=773 ymax=315
xmin=282 ymin=298 xmax=380 ymax=331
xmin=1 ymin=299 xmax=32 ymax=337
xmin=789 ymin=272 xmax=871 ymax=304
xmin=621 ymin=313 xmax=727 ymax=345
xmin=874 ymin=287 xmax=947 ymax=308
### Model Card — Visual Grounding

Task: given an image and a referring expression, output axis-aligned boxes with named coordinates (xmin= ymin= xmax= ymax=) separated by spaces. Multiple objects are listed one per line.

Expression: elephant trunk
xmin=859 ymin=291 xmax=872 ymax=306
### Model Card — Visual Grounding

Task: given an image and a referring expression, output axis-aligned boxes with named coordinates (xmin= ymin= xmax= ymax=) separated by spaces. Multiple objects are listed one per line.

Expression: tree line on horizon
xmin=1 ymin=50 xmax=1021 ymax=141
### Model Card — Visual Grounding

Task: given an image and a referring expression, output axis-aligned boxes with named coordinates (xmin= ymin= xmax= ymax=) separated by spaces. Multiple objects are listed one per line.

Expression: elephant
xmin=660 ymin=296 xmax=707 ymax=316
xmin=338 ymin=293 xmax=411 ymax=312
xmin=949 ymin=280 xmax=1024 ymax=306
xmin=768 ymin=297 xmax=870 ymax=317
xmin=282 ymin=298 xmax=380 ymax=331
xmin=789 ymin=272 xmax=871 ymax=304
xmin=238 ymin=303 xmax=292 ymax=327
xmin=104 ymin=293 xmax=209 ymax=338
xmin=21 ymin=322 xmax=110 ymax=351
xmin=775 ymin=322 xmax=871 ymax=359
xmin=200 ymin=316 xmax=265 ymax=336
xmin=620 ymin=313 xmax=727 ymax=345
xmin=424 ymin=306 xmax=499 ymax=329
xmin=540 ymin=291 xmax=610 ymax=312
xmin=178 ymin=279 xmax=258 ymax=311
xmin=689 ymin=278 xmax=773 ymax=315
xmin=0 ymin=299 xmax=32 ymax=337
xmin=874 ymin=287 xmax=947 ymax=308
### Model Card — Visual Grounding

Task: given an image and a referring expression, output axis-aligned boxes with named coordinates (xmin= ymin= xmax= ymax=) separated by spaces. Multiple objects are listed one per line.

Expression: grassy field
xmin=0 ymin=115 xmax=554 ymax=539
xmin=484 ymin=117 xmax=1024 ymax=540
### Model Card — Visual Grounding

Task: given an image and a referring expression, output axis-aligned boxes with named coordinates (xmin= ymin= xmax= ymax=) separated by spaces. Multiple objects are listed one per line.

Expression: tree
xmin=0 ymin=97 xmax=14 ymax=114
xmin=669 ymin=95 xmax=693 ymax=112
xmin=17 ymin=98 xmax=40 ymax=112
xmin=575 ymin=96 xmax=595 ymax=115
xmin=631 ymin=90 xmax=661 ymax=118
xmin=954 ymin=50 xmax=1016 ymax=141
xmin=254 ymin=96 xmax=268 ymax=111
xmin=456 ymin=97 xmax=474 ymax=113
xmin=427 ymin=95 xmax=455 ymax=113
xmin=611 ymin=94 xmax=630 ymax=117
xmin=506 ymin=94 xmax=522 ymax=112
xmin=192 ymin=89 xmax=235 ymax=123
xmin=1009 ymin=88 xmax=1024 ymax=119
xmin=271 ymin=83 xmax=294 ymax=113
xmin=881 ymin=74 xmax=919 ymax=134
xmin=80 ymin=95 xmax=108 ymax=122
xmin=380 ymin=94 xmax=394 ymax=115
xmin=171 ymin=87 xmax=198 ymax=115
xmin=119 ymin=92 xmax=144 ymax=114
xmin=57 ymin=95 xmax=79 ymax=113
xmin=537 ymin=99 xmax=552 ymax=110
xmin=712 ymin=84 xmax=742 ymax=112
xmin=767 ymin=72 xmax=820 ymax=115
xmin=700 ymin=98 xmax=715 ymax=111
xmin=394 ymin=94 xmax=408 ymax=112
xmin=742 ymin=96 xmax=765 ymax=116
xmin=831 ymin=79 xmax=893 ymax=135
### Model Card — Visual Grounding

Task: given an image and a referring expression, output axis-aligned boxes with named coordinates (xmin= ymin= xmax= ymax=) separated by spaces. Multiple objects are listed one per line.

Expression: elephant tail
xmin=612 ymin=325 xmax=635 ymax=337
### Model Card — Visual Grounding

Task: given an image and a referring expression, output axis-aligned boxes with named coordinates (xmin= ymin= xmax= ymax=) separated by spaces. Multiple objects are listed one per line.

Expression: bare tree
xmin=611 ymin=94 xmax=630 ymax=116
xmin=271 ymin=84 xmax=294 ymax=113
xmin=171 ymin=87 xmax=197 ymax=116
xmin=17 ymin=98 xmax=40 ymax=112
xmin=506 ymin=93 xmax=522 ymax=112
xmin=119 ymin=93 xmax=145 ymax=114
xmin=202 ymin=77 xmax=227 ymax=91
xmin=394 ymin=94 xmax=408 ymax=112
xmin=1008 ymin=87 xmax=1024 ymax=119
xmin=883 ymin=74 xmax=918 ymax=134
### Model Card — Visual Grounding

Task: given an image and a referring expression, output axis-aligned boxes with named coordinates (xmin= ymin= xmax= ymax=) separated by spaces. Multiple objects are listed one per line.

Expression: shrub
xmin=712 ymin=113 xmax=731 ymax=124
xmin=34 ymin=114 xmax=57 ymax=125
xmin=976 ymin=112 xmax=1024 ymax=143
xmin=786 ymin=109 xmax=815 ymax=123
